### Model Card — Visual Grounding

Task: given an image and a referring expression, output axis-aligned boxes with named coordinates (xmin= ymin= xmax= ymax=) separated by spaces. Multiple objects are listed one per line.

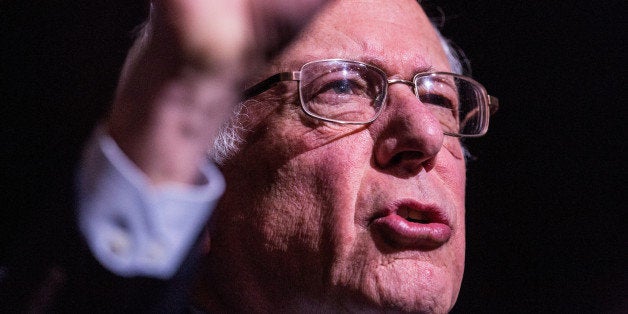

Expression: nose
xmin=372 ymin=84 xmax=444 ymax=176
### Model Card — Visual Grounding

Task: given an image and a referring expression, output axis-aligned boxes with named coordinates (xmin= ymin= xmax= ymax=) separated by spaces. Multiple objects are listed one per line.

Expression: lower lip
xmin=370 ymin=214 xmax=452 ymax=250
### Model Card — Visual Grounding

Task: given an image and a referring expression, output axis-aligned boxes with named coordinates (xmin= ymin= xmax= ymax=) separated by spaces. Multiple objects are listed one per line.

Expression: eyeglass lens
xmin=299 ymin=61 xmax=387 ymax=124
xmin=298 ymin=60 xmax=488 ymax=136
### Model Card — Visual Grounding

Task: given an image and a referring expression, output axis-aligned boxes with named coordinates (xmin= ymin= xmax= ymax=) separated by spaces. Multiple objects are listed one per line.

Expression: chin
xmin=366 ymin=281 xmax=458 ymax=313
xmin=380 ymin=293 xmax=457 ymax=314
xmin=325 ymin=254 xmax=462 ymax=313
xmin=322 ymin=290 xmax=457 ymax=314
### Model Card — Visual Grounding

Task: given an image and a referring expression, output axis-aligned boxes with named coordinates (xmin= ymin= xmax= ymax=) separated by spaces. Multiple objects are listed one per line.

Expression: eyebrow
xmin=356 ymin=55 xmax=435 ymax=77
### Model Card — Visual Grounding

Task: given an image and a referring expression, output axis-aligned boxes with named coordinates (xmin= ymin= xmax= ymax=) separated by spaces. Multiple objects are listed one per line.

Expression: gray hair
xmin=208 ymin=27 xmax=466 ymax=165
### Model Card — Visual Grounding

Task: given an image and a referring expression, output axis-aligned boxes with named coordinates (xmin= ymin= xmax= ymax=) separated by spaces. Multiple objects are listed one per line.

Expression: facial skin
xmin=204 ymin=0 xmax=466 ymax=312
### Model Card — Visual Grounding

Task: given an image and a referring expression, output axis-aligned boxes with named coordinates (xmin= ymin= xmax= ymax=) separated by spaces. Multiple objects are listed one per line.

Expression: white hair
xmin=208 ymin=99 xmax=251 ymax=165
xmin=208 ymin=26 xmax=466 ymax=165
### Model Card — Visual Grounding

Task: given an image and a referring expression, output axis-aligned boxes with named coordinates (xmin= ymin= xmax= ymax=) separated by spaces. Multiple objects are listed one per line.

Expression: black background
xmin=2 ymin=1 xmax=626 ymax=312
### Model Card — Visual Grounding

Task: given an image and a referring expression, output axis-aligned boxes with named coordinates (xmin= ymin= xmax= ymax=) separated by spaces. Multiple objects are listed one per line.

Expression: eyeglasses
xmin=243 ymin=59 xmax=498 ymax=137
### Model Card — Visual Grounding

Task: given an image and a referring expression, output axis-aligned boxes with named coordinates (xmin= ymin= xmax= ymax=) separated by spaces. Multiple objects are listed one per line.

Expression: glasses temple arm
xmin=488 ymin=95 xmax=499 ymax=115
xmin=242 ymin=72 xmax=301 ymax=100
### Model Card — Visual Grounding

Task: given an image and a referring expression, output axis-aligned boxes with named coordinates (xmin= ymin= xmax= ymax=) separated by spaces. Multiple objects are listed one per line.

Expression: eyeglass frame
xmin=242 ymin=59 xmax=499 ymax=137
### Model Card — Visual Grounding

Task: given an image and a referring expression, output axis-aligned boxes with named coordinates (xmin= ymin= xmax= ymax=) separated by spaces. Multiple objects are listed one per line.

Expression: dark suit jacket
xmin=1 ymin=203 xmax=205 ymax=313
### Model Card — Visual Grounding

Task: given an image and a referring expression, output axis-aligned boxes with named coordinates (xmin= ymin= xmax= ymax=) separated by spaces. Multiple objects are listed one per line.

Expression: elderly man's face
xmin=208 ymin=0 xmax=466 ymax=312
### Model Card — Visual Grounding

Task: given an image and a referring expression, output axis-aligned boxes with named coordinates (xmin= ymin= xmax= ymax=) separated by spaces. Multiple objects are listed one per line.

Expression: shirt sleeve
xmin=75 ymin=126 xmax=225 ymax=279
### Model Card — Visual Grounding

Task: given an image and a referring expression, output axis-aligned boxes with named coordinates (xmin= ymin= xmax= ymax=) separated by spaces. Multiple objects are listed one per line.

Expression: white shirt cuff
xmin=76 ymin=127 xmax=224 ymax=279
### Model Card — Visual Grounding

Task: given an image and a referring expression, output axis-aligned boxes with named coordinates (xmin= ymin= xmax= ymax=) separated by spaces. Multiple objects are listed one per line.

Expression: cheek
xmin=443 ymin=137 xmax=465 ymax=160
xmin=293 ymin=131 xmax=374 ymax=222
xmin=262 ymin=124 xmax=375 ymax=236
xmin=286 ymin=132 xmax=375 ymax=247
xmin=435 ymin=139 xmax=467 ymax=199
xmin=435 ymin=147 xmax=467 ymax=297
xmin=434 ymin=149 xmax=466 ymax=257
xmin=277 ymin=119 xmax=375 ymax=201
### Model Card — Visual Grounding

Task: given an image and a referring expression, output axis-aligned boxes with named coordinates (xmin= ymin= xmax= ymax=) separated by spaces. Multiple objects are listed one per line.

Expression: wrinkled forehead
xmin=272 ymin=0 xmax=449 ymax=77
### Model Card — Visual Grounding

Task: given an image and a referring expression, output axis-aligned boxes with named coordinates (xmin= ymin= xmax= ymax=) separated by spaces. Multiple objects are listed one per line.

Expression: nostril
xmin=389 ymin=151 xmax=419 ymax=165
xmin=387 ymin=151 xmax=430 ymax=174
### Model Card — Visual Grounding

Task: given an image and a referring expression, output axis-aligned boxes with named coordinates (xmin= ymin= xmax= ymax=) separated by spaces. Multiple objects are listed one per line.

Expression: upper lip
xmin=375 ymin=199 xmax=450 ymax=226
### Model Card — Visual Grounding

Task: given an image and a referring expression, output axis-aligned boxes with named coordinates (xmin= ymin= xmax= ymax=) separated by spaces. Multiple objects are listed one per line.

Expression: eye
xmin=319 ymin=78 xmax=365 ymax=96
xmin=415 ymin=75 xmax=460 ymax=112
xmin=419 ymin=93 xmax=454 ymax=109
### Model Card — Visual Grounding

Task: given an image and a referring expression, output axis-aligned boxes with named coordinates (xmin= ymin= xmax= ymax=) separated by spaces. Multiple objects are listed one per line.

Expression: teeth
xmin=398 ymin=207 xmax=430 ymax=223
xmin=408 ymin=210 xmax=426 ymax=222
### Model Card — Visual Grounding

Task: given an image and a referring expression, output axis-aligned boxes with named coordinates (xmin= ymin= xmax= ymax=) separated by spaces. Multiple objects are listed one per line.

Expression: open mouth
xmin=370 ymin=202 xmax=451 ymax=250
xmin=397 ymin=206 xmax=432 ymax=224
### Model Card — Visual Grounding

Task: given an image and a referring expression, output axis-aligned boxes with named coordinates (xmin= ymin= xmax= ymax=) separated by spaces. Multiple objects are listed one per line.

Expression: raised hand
xmin=107 ymin=0 xmax=327 ymax=185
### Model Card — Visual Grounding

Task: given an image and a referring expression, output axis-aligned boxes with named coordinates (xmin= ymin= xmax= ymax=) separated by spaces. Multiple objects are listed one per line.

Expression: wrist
xmin=108 ymin=62 xmax=237 ymax=186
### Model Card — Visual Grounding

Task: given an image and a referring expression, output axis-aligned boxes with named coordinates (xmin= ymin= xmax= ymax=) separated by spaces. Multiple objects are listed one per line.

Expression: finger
xmin=248 ymin=0 xmax=330 ymax=59
xmin=152 ymin=0 xmax=252 ymax=70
